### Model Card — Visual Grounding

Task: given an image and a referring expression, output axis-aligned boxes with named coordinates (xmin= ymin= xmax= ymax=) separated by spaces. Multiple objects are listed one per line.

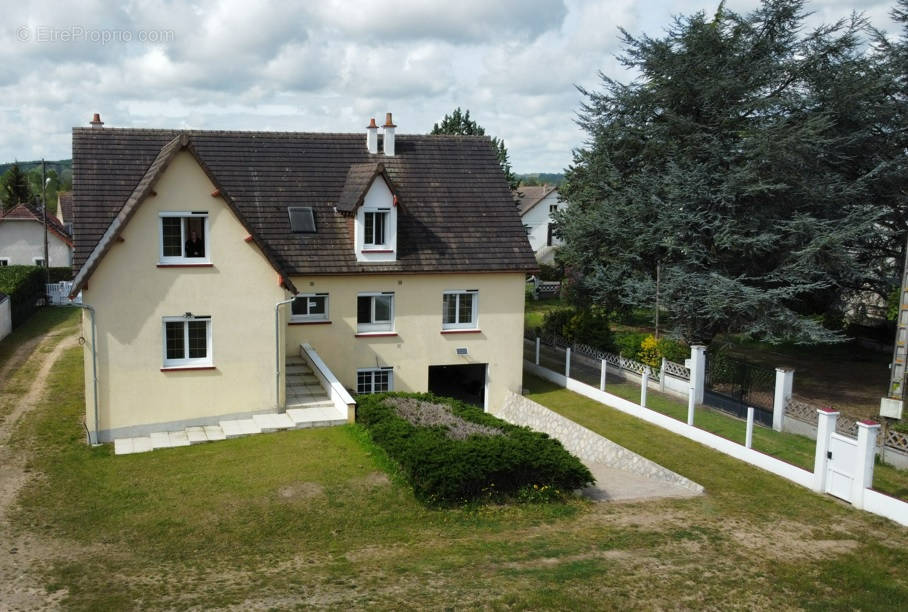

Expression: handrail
xmin=300 ymin=343 xmax=356 ymax=417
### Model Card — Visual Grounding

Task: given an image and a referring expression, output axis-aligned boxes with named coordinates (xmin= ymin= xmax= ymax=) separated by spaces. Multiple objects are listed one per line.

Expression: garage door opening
xmin=428 ymin=364 xmax=486 ymax=408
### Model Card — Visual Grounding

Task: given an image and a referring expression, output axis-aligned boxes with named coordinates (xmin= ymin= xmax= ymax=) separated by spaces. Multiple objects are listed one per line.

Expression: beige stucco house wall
xmin=0 ymin=219 xmax=71 ymax=266
xmin=82 ymin=152 xmax=285 ymax=441
xmin=285 ymin=272 xmax=526 ymax=411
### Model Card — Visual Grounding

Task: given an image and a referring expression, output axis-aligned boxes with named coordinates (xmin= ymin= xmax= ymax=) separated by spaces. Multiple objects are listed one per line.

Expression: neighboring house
xmin=56 ymin=191 xmax=74 ymax=235
xmin=0 ymin=202 xmax=73 ymax=267
xmin=517 ymin=184 xmax=562 ymax=264
xmin=71 ymin=114 xmax=536 ymax=444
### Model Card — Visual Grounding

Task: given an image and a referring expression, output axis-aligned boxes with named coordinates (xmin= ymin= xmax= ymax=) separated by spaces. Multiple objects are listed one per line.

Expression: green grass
xmin=8 ymin=314 xmax=908 ymax=609
xmin=524 ymin=296 xmax=564 ymax=331
xmin=0 ymin=306 xmax=79 ymax=375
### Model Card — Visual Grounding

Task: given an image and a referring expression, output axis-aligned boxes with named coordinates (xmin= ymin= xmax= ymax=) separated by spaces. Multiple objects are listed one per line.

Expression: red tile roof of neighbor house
xmin=0 ymin=202 xmax=73 ymax=246
xmin=71 ymin=127 xmax=536 ymax=290
xmin=516 ymin=184 xmax=558 ymax=216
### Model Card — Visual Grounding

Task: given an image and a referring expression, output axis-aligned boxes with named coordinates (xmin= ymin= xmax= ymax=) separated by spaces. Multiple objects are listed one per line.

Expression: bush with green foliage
xmin=613 ymin=332 xmax=648 ymax=359
xmin=541 ymin=307 xmax=613 ymax=351
xmin=537 ymin=263 xmax=563 ymax=282
xmin=0 ymin=265 xmax=46 ymax=326
xmin=356 ymin=392 xmax=593 ymax=505
xmin=636 ymin=334 xmax=689 ymax=368
xmin=48 ymin=267 xmax=73 ymax=283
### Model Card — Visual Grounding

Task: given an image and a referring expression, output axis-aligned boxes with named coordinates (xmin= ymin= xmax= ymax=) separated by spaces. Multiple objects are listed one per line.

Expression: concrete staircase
xmin=113 ymin=356 xmax=347 ymax=455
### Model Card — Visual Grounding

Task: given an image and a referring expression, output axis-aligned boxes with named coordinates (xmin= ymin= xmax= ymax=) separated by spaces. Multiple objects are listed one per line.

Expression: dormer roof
xmin=336 ymin=162 xmax=396 ymax=214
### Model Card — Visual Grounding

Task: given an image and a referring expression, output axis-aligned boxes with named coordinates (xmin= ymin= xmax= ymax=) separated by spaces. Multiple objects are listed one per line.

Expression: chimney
xmin=366 ymin=117 xmax=378 ymax=154
xmin=90 ymin=113 xmax=104 ymax=128
xmin=382 ymin=112 xmax=396 ymax=156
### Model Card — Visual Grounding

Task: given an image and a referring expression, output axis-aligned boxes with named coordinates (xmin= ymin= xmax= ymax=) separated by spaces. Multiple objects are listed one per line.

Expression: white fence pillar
xmin=687 ymin=385 xmax=695 ymax=425
xmin=659 ymin=358 xmax=666 ymax=392
xmin=535 ymin=337 xmax=540 ymax=365
xmin=813 ymin=409 xmax=839 ymax=493
xmin=773 ymin=368 xmax=794 ymax=432
xmin=565 ymin=347 xmax=571 ymax=379
xmin=745 ymin=407 xmax=755 ymax=449
xmin=600 ymin=359 xmax=606 ymax=392
xmin=689 ymin=345 xmax=706 ymax=405
xmin=641 ymin=367 xmax=650 ymax=407
xmin=853 ymin=420 xmax=881 ymax=510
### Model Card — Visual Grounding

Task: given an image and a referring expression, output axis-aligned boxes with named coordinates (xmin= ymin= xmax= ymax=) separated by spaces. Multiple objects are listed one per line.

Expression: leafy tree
xmin=1 ymin=163 xmax=33 ymax=211
xmin=431 ymin=107 xmax=519 ymax=190
xmin=556 ymin=0 xmax=891 ymax=345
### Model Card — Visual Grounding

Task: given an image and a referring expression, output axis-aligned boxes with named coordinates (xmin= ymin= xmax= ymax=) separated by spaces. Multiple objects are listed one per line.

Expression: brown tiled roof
xmin=336 ymin=162 xmax=394 ymax=213
xmin=516 ymin=184 xmax=558 ymax=216
xmin=57 ymin=191 xmax=73 ymax=223
xmin=0 ymin=203 xmax=73 ymax=246
xmin=72 ymin=128 xmax=536 ymax=278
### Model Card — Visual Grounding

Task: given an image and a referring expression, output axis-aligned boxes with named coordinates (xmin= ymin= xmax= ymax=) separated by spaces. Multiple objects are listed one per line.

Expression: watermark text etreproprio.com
xmin=16 ymin=25 xmax=175 ymax=44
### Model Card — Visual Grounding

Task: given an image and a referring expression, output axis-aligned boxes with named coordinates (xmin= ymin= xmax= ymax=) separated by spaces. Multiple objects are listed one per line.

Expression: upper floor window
xmin=160 ymin=212 xmax=209 ymax=264
xmin=357 ymin=292 xmax=394 ymax=333
xmin=162 ymin=315 xmax=212 ymax=368
xmin=364 ymin=210 xmax=388 ymax=246
xmin=549 ymin=204 xmax=558 ymax=214
xmin=442 ymin=290 xmax=478 ymax=330
xmin=291 ymin=293 xmax=329 ymax=322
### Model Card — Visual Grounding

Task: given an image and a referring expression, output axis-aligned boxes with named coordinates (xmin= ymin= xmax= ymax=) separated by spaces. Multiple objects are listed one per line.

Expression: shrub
xmin=613 ymin=331 xmax=648 ymax=359
xmin=541 ymin=307 xmax=613 ymax=351
xmin=541 ymin=308 xmax=574 ymax=341
xmin=537 ymin=263 xmax=563 ymax=281
xmin=357 ymin=392 xmax=593 ymax=505
xmin=48 ymin=267 xmax=73 ymax=283
xmin=0 ymin=265 xmax=46 ymax=327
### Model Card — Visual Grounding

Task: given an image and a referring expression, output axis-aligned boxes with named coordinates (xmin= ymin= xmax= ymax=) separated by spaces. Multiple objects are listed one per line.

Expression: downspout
xmin=275 ymin=297 xmax=294 ymax=410
xmin=68 ymin=303 xmax=100 ymax=446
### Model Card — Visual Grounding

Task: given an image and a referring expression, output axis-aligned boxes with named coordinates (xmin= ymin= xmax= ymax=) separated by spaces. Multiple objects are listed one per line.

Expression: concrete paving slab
xmin=235 ymin=418 xmax=262 ymax=436
xmin=133 ymin=437 xmax=154 ymax=453
xmin=580 ymin=463 xmax=703 ymax=502
xmin=114 ymin=438 xmax=134 ymax=455
xmin=169 ymin=430 xmax=191 ymax=447
xmin=252 ymin=413 xmax=295 ymax=432
xmin=219 ymin=420 xmax=245 ymax=438
xmin=150 ymin=431 xmax=173 ymax=449
xmin=186 ymin=427 xmax=208 ymax=444
xmin=203 ymin=425 xmax=226 ymax=441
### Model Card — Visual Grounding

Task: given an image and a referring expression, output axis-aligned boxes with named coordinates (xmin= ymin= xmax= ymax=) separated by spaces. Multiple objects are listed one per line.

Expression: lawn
xmin=524 ymin=296 xmax=564 ymax=331
xmin=7 ymin=317 xmax=908 ymax=608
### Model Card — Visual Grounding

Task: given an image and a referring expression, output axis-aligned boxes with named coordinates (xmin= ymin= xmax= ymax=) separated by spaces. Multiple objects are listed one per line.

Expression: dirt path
xmin=0 ymin=332 xmax=79 ymax=610
xmin=0 ymin=335 xmax=45 ymax=393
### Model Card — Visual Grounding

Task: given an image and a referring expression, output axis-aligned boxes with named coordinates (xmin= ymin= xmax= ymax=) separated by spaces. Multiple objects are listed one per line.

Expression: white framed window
xmin=0 ymin=258 xmax=9 ymax=266
xmin=162 ymin=315 xmax=212 ymax=368
xmin=291 ymin=293 xmax=329 ymax=322
xmin=549 ymin=204 xmax=558 ymax=213
xmin=32 ymin=257 xmax=46 ymax=267
xmin=364 ymin=210 xmax=388 ymax=246
xmin=357 ymin=292 xmax=394 ymax=333
xmin=159 ymin=212 xmax=209 ymax=264
xmin=442 ymin=290 xmax=479 ymax=330
xmin=357 ymin=367 xmax=393 ymax=394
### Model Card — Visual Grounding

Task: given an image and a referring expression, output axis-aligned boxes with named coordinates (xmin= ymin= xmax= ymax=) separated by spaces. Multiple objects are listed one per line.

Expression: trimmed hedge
xmin=0 ymin=265 xmax=46 ymax=327
xmin=357 ymin=392 xmax=593 ymax=505
xmin=48 ymin=267 xmax=73 ymax=283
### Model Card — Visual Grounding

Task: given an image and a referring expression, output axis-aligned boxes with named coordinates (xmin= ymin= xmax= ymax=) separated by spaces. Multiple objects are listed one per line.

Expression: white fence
xmin=46 ymin=282 xmax=81 ymax=305
xmin=0 ymin=294 xmax=10 ymax=341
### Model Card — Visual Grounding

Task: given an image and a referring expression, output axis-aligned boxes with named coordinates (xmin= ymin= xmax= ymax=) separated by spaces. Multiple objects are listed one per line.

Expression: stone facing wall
xmin=495 ymin=392 xmax=703 ymax=493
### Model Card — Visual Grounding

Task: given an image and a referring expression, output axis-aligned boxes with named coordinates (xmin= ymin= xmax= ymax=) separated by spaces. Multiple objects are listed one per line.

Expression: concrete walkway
xmin=580 ymin=462 xmax=703 ymax=502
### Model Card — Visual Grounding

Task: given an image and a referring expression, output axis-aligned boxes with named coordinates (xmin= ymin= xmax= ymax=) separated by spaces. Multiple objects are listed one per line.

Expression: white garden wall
xmin=0 ymin=295 xmax=10 ymax=341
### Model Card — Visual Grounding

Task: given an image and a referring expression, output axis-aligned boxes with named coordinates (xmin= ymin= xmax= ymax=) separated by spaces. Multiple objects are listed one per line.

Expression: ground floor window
xmin=357 ymin=367 xmax=392 ymax=394
xmin=357 ymin=292 xmax=394 ymax=332
xmin=442 ymin=290 xmax=478 ymax=329
xmin=291 ymin=293 xmax=328 ymax=322
xmin=0 ymin=258 xmax=8 ymax=266
xmin=162 ymin=315 xmax=212 ymax=368
xmin=32 ymin=257 xmax=46 ymax=267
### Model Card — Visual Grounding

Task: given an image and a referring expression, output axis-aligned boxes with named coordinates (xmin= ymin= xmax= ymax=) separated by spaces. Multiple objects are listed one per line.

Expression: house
xmin=70 ymin=113 xmax=536 ymax=444
xmin=517 ymin=184 xmax=562 ymax=264
xmin=56 ymin=191 xmax=74 ymax=235
xmin=0 ymin=202 xmax=73 ymax=267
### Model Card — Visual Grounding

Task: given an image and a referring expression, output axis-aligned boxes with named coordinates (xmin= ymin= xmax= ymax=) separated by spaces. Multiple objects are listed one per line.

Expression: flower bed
xmin=357 ymin=392 xmax=593 ymax=505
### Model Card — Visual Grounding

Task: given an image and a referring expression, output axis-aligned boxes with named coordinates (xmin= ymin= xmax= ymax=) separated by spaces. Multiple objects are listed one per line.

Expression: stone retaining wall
xmin=494 ymin=391 xmax=703 ymax=493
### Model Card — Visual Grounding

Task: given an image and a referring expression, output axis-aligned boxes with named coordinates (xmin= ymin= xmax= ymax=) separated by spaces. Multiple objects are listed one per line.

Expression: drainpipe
xmin=67 ymin=303 xmax=100 ymax=446
xmin=275 ymin=297 xmax=294 ymax=410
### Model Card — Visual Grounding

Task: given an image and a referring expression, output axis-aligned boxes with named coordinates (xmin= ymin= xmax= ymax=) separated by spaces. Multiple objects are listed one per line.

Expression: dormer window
xmin=355 ymin=178 xmax=397 ymax=262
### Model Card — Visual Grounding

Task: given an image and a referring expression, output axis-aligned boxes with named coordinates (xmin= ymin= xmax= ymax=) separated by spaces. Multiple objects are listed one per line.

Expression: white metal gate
xmin=826 ymin=433 xmax=857 ymax=501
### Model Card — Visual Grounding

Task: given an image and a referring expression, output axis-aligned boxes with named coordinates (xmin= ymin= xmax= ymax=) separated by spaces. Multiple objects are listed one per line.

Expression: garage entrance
xmin=428 ymin=364 xmax=486 ymax=408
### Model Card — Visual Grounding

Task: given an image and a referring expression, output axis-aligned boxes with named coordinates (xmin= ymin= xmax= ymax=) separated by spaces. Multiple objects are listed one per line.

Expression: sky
xmin=0 ymin=0 xmax=900 ymax=173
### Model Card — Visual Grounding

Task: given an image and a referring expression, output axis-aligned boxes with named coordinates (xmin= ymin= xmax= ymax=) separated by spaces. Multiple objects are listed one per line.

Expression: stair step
xmin=286 ymin=406 xmax=347 ymax=428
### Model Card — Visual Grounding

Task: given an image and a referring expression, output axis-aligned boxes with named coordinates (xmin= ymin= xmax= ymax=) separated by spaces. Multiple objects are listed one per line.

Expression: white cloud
xmin=0 ymin=0 xmax=901 ymax=172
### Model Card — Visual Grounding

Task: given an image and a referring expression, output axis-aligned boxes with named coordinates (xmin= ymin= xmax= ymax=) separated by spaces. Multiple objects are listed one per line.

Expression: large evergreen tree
xmin=431 ymin=107 xmax=519 ymax=190
xmin=1 ymin=163 xmax=33 ymax=211
xmin=557 ymin=0 xmax=894 ymax=345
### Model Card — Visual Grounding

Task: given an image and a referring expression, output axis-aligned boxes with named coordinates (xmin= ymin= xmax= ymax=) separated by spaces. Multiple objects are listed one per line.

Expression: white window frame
xmin=162 ymin=315 xmax=213 ymax=368
xmin=290 ymin=293 xmax=329 ymax=322
xmin=363 ymin=209 xmax=389 ymax=247
xmin=0 ymin=258 xmax=9 ymax=266
xmin=549 ymin=203 xmax=558 ymax=214
xmin=32 ymin=257 xmax=46 ymax=267
xmin=356 ymin=367 xmax=393 ymax=394
xmin=442 ymin=290 xmax=479 ymax=330
xmin=356 ymin=292 xmax=394 ymax=333
xmin=159 ymin=212 xmax=210 ymax=265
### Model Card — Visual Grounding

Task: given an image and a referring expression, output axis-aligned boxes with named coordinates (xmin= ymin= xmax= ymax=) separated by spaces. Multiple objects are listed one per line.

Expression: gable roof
xmin=517 ymin=185 xmax=558 ymax=216
xmin=0 ymin=203 xmax=73 ymax=246
xmin=336 ymin=162 xmax=395 ymax=214
xmin=70 ymin=133 xmax=296 ymax=296
xmin=72 ymin=128 xmax=536 ymax=279
xmin=57 ymin=191 xmax=73 ymax=223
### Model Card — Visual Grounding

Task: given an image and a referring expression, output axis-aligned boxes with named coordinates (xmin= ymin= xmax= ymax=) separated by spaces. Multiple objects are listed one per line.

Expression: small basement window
xmin=160 ymin=212 xmax=209 ymax=264
xmin=357 ymin=367 xmax=393 ymax=394
xmin=288 ymin=207 xmax=317 ymax=233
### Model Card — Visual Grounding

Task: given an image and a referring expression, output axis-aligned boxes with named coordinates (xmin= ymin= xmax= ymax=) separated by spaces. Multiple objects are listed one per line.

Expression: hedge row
xmin=357 ymin=392 xmax=593 ymax=505
xmin=0 ymin=265 xmax=46 ymax=327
